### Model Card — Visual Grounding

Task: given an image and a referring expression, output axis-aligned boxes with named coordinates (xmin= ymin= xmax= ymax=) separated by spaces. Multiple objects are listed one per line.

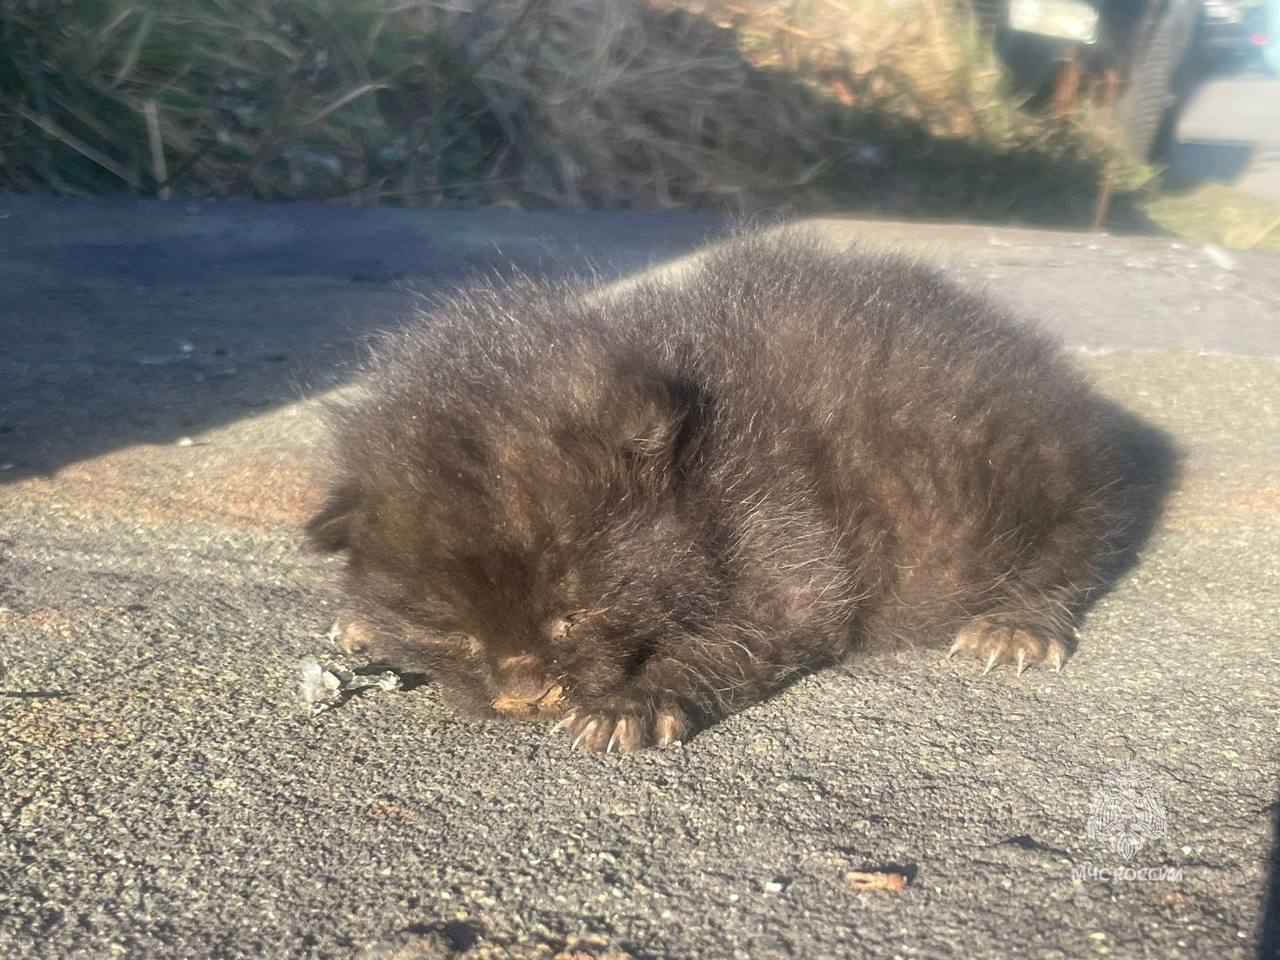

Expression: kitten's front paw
xmin=948 ymin=615 xmax=1073 ymax=676
xmin=550 ymin=702 xmax=690 ymax=753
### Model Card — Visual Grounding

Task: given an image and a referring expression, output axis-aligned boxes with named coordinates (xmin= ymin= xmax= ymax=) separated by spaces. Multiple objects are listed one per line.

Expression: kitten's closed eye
xmin=548 ymin=610 xmax=590 ymax=642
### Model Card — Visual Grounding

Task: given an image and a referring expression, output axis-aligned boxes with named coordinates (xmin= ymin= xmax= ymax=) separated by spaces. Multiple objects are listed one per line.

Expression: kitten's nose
xmin=490 ymin=655 xmax=562 ymax=715
xmin=491 ymin=682 xmax=563 ymax=714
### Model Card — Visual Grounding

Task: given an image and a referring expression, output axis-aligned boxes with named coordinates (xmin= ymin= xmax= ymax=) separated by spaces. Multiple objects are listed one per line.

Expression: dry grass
xmin=0 ymin=0 xmax=1122 ymax=221
xmin=1144 ymin=182 xmax=1280 ymax=251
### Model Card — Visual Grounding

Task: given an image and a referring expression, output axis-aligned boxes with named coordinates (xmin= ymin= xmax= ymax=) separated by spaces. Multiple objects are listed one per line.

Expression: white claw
xmin=571 ymin=718 xmax=598 ymax=750
xmin=1016 ymin=650 xmax=1027 ymax=676
xmin=606 ymin=720 xmax=625 ymax=754
xmin=1051 ymin=649 xmax=1064 ymax=673
xmin=982 ymin=650 xmax=998 ymax=675
xmin=946 ymin=638 xmax=963 ymax=660
xmin=549 ymin=712 xmax=576 ymax=736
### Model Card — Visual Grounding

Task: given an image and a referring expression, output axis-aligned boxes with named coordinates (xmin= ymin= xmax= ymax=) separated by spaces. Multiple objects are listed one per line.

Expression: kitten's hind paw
xmin=947 ymin=616 xmax=1073 ymax=676
xmin=550 ymin=702 xmax=690 ymax=753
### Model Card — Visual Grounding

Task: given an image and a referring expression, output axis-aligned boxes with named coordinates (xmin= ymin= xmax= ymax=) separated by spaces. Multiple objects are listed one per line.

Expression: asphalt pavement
xmin=1 ymin=195 xmax=1278 ymax=959
xmin=1169 ymin=73 xmax=1280 ymax=203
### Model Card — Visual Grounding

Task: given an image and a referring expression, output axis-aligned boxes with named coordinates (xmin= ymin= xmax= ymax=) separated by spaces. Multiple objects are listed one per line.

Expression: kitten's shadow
xmin=356 ymin=663 xmax=431 ymax=693
xmin=1083 ymin=396 xmax=1182 ymax=613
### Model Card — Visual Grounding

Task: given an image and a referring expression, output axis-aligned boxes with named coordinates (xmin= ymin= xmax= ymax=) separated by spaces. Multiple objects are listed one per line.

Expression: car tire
xmin=1118 ymin=2 xmax=1198 ymax=160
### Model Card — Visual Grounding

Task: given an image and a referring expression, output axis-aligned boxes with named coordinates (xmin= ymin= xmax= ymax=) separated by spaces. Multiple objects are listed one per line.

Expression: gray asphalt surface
xmin=1 ymin=195 xmax=1278 ymax=960
xmin=1169 ymin=73 xmax=1280 ymax=203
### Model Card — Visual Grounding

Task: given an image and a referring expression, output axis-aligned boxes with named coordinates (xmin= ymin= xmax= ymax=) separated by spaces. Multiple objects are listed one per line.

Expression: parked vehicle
xmin=1199 ymin=1 xmax=1273 ymax=72
xmin=974 ymin=0 xmax=1203 ymax=158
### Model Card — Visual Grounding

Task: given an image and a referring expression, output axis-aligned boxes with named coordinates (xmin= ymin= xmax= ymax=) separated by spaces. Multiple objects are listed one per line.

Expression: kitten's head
xmin=307 ymin=367 xmax=716 ymax=719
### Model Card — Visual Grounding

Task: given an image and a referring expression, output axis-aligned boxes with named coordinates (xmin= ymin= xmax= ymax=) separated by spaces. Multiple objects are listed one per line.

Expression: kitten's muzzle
xmin=490 ymin=683 xmax=563 ymax=715
xmin=489 ymin=655 xmax=564 ymax=716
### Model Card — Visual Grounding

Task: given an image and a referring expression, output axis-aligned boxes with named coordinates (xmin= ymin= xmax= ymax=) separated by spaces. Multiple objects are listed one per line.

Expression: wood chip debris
xmin=844 ymin=869 xmax=909 ymax=892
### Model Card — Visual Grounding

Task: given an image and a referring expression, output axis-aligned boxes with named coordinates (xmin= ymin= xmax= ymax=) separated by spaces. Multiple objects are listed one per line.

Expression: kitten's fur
xmin=308 ymin=231 xmax=1127 ymax=751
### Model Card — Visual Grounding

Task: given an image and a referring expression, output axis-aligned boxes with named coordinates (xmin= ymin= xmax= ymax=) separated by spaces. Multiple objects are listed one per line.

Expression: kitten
xmin=308 ymin=230 xmax=1127 ymax=752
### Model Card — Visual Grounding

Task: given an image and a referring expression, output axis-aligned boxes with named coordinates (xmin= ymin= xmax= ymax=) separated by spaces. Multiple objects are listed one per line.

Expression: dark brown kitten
xmin=307 ymin=230 xmax=1127 ymax=752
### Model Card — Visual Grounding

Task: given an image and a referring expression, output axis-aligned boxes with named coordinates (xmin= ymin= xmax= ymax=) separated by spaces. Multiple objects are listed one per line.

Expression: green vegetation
xmin=0 ymin=0 xmax=1130 ymax=223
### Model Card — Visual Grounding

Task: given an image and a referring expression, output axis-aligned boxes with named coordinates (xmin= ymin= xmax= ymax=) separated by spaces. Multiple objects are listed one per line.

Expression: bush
xmin=0 ymin=0 xmax=1123 ymax=221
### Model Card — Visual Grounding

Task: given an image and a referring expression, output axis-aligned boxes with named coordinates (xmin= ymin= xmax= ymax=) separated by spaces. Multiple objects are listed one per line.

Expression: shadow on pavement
xmin=1088 ymin=396 xmax=1182 ymax=606
xmin=1163 ymin=140 xmax=1258 ymax=190
xmin=1263 ymin=784 xmax=1280 ymax=959
xmin=0 ymin=195 xmax=722 ymax=484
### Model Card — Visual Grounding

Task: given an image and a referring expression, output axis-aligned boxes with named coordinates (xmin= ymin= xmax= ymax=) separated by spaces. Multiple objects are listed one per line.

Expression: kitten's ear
xmin=305 ymin=481 xmax=360 ymax=553
xmin=614 ymin=371 xmax=709 ymax=467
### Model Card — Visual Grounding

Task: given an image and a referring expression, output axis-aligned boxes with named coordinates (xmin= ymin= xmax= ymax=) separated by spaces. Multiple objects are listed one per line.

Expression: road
xmin=1 ymin=195 xmax=1278 ymax=959
xmin=1169 ymin=73 xmax=1280 ymax=203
